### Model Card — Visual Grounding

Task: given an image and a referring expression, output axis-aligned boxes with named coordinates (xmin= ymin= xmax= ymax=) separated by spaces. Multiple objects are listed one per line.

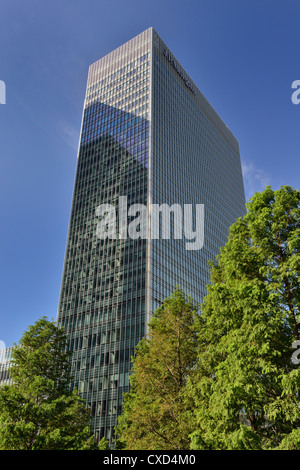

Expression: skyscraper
xmin=56 ymin=27 xmax=245 ymax=443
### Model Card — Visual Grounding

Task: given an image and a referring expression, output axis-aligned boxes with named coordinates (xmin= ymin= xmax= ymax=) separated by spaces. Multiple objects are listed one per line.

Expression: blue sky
xmin=0 ymin=0 xmax=299 ymax=347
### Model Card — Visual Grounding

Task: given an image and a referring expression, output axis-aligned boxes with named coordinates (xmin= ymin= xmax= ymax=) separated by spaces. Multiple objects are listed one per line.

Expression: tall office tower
xmin=57 ymin=27 xmax=246 ymax=443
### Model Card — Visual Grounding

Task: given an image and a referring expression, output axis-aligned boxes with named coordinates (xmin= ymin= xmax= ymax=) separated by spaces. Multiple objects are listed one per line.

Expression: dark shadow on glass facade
xmin=57 ymin=100 xmax=148 ymax=441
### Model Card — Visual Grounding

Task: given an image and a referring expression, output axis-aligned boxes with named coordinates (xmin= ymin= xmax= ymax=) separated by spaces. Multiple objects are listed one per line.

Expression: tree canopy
xmin=0 ymin=317 xmax=95 ymax=450
xmin=116 ymin=288 xmax=198 ymax=450
xmin=2 ymin=185 xmax=300 ymax=450
xmin=116 ymin=185 xmax=300 ymax=450
xmin=189 ymin=185 xmax=300 ymax=449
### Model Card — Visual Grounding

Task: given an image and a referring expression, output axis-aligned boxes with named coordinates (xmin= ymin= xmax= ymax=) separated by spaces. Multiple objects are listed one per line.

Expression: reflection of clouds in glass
xmin=242 ymin=160 xmax=271 ymax=202
xmin=80 ymin=102 xmax=149 ymax=167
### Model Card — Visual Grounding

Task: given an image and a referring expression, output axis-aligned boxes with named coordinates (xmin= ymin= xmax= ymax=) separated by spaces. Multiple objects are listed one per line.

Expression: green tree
xmin=0 ymin=317 xmax=96 ymax=450
xmin=98 ymin=437 xmax=110 ymax=450
xmin=116 ymin=288 xmax=198 ymax=450
xmin=189 ymin=186 xmax=300 ymax=450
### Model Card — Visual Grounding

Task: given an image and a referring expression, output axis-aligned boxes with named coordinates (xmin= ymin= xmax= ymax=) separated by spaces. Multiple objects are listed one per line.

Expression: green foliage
xmin=116 ymin=288 xmax=198 ymax=450
xmin=189 ymin=186 xmax=300 ymax=449
xmin=98 ymin=437 xmax=110 ymax=450
xmin=0 ymin=317 xmax=95 ymax=450
xmin=2 ymin=185 xmax=299 ymax=451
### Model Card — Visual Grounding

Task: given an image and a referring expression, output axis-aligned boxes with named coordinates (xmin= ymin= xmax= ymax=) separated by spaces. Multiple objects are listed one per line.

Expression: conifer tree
xmin=116 ymin=289 xmax=198 ymax=450
xmin=190 ymin=186 xmax=300 ymax=450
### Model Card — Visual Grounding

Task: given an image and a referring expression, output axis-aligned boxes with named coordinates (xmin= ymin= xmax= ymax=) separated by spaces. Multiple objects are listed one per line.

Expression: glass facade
xmin=57 ymin=28 xmax=245 ymax=443
xmin=149 ymin=30 xmax=246 ymax=312
xmin=0 ymin=347 xmax=13 ymax=386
